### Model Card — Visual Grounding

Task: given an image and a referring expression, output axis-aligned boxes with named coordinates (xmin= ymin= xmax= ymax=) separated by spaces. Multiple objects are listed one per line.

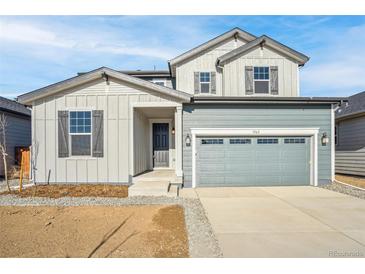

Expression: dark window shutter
xmin=211 ymin=72 xmax=216 ymax=94
xmin=58 ymin=111 xmax=69 ymax=158
xmin=270 ymin=66 xmax=279 ymax=95
xmin=92 ymin=110 xmax=104 ymax=157
xmin=245 ymin=66 xmax=254 ymax=95
xmin=194 ymin=72 xmax=200 ymax=94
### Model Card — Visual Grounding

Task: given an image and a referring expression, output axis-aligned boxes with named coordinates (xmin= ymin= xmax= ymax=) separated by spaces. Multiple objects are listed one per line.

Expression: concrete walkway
xmin=195 ymin=186 xmax=365 ymax=258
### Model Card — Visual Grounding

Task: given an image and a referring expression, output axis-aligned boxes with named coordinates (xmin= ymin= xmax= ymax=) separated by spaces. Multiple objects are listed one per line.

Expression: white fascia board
xmin=190 ymin=128 xmax=319 ymax=136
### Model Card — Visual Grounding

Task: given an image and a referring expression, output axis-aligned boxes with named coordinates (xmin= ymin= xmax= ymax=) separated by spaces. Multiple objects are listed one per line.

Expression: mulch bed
xmin=0 ymin=184 xmax=129 ymax=198
xmin=336 ymin=174 xmax=365 ymax=189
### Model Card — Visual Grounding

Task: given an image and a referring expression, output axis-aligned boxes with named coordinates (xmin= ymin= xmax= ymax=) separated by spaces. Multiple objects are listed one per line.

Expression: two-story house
xmin=17 ymin=28 xmax=345 ymax=188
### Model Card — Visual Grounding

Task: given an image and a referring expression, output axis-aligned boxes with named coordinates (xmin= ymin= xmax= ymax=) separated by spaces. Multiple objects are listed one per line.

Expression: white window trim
xmin=190 ymin=127 xmax=319 ymax=188
xmin=68 ymin=110 xmax=92 ymax=157
xmin=253 ymin=66 xmax=270 ymax=95
xmin=199 ymin=72 xmax=211 ymax=94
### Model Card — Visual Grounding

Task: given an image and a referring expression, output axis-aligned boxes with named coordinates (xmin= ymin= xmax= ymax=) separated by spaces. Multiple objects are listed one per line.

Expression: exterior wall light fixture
xmin=321 ymin=132 xmax=329 ymax=145
xmin=185 ymin=134 xmax=191 ymax=147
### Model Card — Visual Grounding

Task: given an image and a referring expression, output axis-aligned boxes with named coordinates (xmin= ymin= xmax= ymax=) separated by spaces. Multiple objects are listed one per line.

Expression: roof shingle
xmin=0 ymin=96 xmax=31 ymax=116
xmin=336 ymin=91 xmax=365 ymax=119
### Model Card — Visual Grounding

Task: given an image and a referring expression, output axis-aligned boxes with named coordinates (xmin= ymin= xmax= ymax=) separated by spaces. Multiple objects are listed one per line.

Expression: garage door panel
xmin=198 ymin=174 xmax=225 ymax=182
xmin=282 ymin=177 xmax=308 ymax=186
xmin=196 ymin=136 xmax=310 ymax=187
xmin=199 ymin=166 xmax=225 ymax=173
xmin=255 ymin=176 xmax=282 ymax=185
xmin=198 ymin=151 xmax=225 ymax=158
xmin=225 ymin=164 xmax=253 ymax=172
xmin=224 ymin=176 xmax=256 ymax=185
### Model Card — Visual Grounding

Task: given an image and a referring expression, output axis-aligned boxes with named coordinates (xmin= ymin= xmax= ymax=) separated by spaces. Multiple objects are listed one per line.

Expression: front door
xmin=153 ymin=123 xmax=169 ymax=167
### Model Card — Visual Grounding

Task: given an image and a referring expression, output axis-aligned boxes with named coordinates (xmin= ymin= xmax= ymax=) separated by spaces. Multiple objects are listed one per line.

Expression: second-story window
xmin=152 ymin=79 xmax=166 ymax=86
xmin=254 ymin=67 xmax=270 ymax=94
xmin=199 ymin=72 xmax=211 ymax=93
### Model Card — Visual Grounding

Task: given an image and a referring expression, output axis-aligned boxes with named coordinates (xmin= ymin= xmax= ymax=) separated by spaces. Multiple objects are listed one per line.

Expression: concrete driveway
xmin=196 ymin=186 xmax=365 ymax=257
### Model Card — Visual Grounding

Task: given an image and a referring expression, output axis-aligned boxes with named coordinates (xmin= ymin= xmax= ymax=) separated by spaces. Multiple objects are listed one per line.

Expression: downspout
xmin=331 ymin=101 xmax=343 ymax=183
xmin=216 ymin=59 xmax=224 ymax=96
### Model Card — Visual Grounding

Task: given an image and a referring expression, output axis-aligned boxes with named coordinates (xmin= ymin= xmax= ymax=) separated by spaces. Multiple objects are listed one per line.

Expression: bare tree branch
xmin=0 ymin=113 xmax=10 ymax=191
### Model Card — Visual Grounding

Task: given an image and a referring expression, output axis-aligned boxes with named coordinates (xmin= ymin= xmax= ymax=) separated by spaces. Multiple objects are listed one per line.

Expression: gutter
xmin=336 ymin=110 xmax=365 ymax=121
xmin=0 ymin=107 xmax=31 ymax=118
xmin=191 ymin=96 xmax=347 ymax=105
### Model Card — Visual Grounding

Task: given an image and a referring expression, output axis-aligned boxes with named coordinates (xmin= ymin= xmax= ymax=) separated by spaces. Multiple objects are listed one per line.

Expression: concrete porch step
xmin=128 ymin=181 xmax=170 ymax=197
xmin=132 ymin=169 xmax=177 ymax=183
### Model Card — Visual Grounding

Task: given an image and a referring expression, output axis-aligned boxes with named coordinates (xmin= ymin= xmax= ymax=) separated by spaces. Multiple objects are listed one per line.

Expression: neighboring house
xmin=0 ymin=96 xmax=31 ymax=177
xmin=335 ymin=91 xmax=365 ymax=177
xmin=18 ymin=27 xmax=345 ymax=187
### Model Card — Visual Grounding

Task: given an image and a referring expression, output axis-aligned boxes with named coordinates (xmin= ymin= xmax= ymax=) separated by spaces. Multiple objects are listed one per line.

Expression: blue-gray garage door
xmin=196 ymin=136 xmax=311 ymax=187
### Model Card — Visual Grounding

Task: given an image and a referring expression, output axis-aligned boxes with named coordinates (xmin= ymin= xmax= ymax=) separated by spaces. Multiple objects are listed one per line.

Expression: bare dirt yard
xmin=0 ymin=205 xmax=189 ymax=258
xmin=1 ymin=184 xmax=129 ymax=198
xmin=336 ymin=174 xmax=365 ymax=189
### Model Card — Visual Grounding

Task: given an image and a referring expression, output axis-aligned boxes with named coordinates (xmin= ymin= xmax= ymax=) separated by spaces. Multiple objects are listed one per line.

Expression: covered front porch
xmin=129 ymin=102 xmax=183 ymax=195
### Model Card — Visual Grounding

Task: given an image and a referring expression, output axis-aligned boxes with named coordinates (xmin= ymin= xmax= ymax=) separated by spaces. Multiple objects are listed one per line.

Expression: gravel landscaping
xmin=321 ymin=181 xmax=365 ymax=200
xmin=0 ymin=194 xmax=222 ymax=258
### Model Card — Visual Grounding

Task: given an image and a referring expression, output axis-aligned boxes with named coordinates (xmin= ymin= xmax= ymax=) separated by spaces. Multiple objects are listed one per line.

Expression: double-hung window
xmin=69 ymin=111 xmax=92 ymax=156
xmin=199 ymin=72 xmax=211 ymax=93
xmin=254 ymin=66 xmax=270 ymax=94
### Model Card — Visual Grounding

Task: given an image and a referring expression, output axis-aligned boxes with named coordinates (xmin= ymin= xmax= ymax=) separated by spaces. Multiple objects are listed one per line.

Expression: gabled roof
xmin=217 ymin=35 xmax=310 ymax=66
xmin=119 ymin=70 xmax=171 ymax=78
xmin=336 ymin=91 xmax=365 ymax=120
xmin=168 ymin=27 xmax=257 ymax=74
xmin=78 ymin=70 xmax=171 ymax=78
xmin=0 ymin=96 xmax=31 ymax=117
xmin=17 ymin=67 xmax=191 ymax=105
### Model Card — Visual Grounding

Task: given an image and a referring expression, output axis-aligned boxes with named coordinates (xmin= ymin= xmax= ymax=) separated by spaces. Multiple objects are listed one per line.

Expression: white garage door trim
xmin=191 ymin=128 xmax=319 ymax=188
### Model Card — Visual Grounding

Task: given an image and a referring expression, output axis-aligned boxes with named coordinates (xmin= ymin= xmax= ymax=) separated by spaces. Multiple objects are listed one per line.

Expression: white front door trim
xmin=149 ymin=119 xmax=173 ymax=170
xmin=191 ymin=127 xmax=319 ymax=188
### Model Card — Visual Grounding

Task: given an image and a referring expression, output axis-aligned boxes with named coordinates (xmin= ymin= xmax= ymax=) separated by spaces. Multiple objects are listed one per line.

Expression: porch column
xmin=175 ymin=105 xmax=183 ymax=177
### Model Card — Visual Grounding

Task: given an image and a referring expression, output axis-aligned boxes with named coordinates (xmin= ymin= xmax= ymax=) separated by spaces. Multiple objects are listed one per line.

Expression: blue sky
xmin=0 ymin=16 xmax=364 ymax=98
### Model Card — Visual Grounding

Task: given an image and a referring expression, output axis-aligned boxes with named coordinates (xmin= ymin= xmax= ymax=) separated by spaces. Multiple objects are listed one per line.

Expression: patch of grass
xmin=1 ymin=184 xmax=128 ymax=198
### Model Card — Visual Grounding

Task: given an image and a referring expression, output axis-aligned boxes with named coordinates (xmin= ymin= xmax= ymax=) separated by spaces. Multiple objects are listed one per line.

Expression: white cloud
xmin=300 ymin=24 xmax=365 ymax=96
xmin=0 ymin=19 xmax=177 ymax=60
xmin=0 ymin=21 xmax=75 ymax=48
